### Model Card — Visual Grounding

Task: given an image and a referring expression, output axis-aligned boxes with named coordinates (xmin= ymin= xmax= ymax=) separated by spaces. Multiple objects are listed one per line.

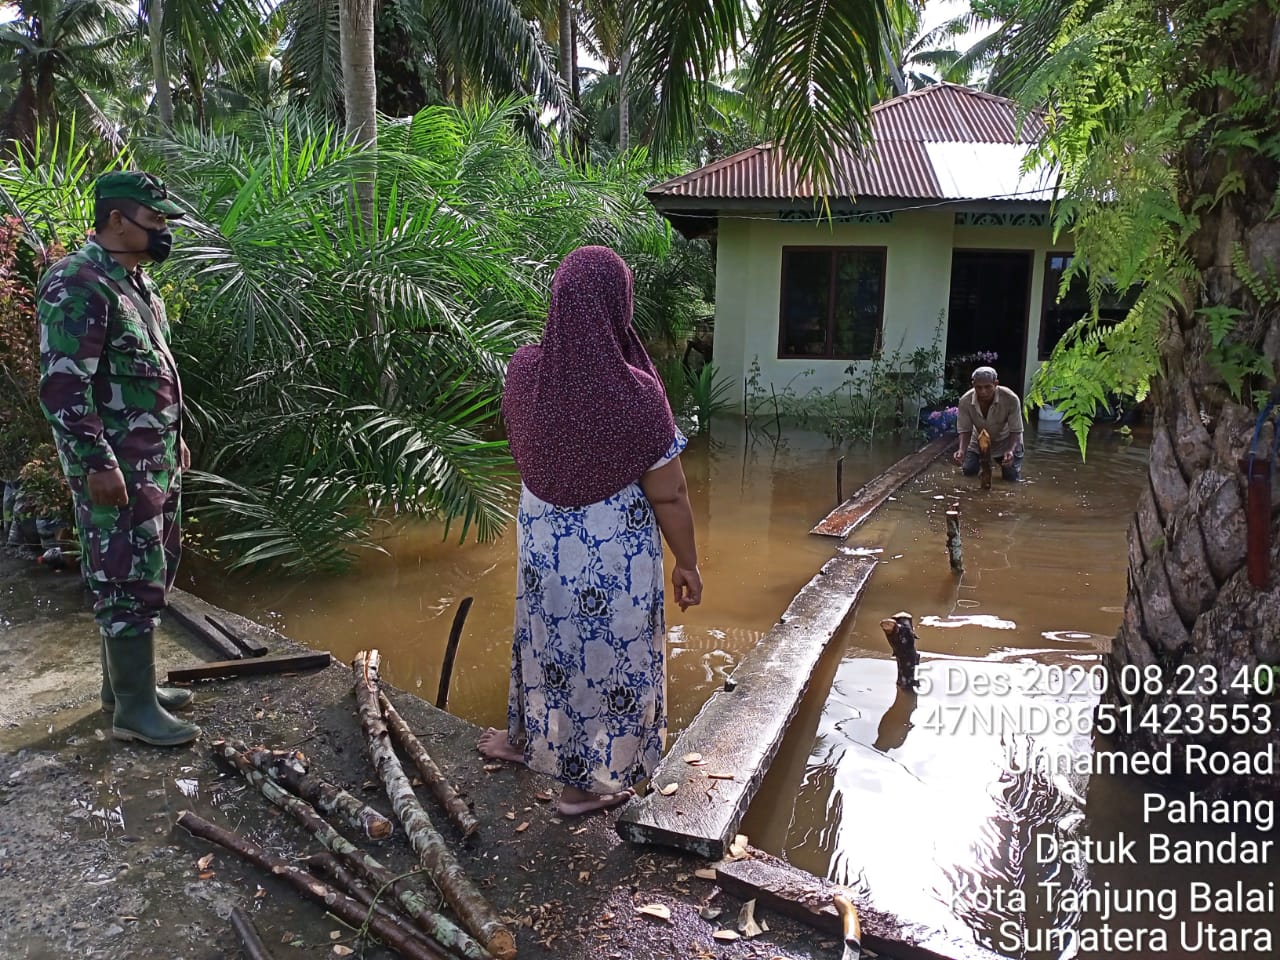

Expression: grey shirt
xmin=957 ymin=385 xmax=1024 ymax=457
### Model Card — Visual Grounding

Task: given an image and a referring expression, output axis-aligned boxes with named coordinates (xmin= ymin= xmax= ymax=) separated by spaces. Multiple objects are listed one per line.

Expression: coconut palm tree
xmin=0 ymin=0 xmax=138 ymax=152
xmin=281 ymin=0 xmax=570 ymax=127
xmin=140 ymin=0 xmax=274 ymax=128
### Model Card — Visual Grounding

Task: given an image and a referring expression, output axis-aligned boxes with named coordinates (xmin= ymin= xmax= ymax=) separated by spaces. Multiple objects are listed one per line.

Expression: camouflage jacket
xmin=37 ymin=240 xmax=183 ymax=476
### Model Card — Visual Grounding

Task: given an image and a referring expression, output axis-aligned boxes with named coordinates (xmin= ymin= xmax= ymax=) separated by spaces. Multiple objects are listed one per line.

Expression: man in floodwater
xmin=37 ymin=171 xmax=200 ymax=747
xmin=953 ymin=366 xmax=1024 ymax=482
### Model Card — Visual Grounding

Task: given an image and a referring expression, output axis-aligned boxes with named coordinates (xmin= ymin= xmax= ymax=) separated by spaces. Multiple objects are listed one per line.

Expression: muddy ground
xmin=0 ymin=551 xmax=868 ymax=960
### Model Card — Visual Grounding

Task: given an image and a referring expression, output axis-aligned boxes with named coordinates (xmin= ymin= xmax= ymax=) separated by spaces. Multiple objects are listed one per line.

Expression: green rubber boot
xmin=104 ymin=631 xmax=201 ymax=746
xmin=100 ymin=636 xmax=194 ymax=713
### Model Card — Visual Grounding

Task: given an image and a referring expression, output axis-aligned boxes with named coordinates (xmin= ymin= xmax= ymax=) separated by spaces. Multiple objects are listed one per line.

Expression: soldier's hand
xmin=180 ymin=439 xmax=191 ymax=472
xmin=87 ymin=468 xmax=129 ymax=507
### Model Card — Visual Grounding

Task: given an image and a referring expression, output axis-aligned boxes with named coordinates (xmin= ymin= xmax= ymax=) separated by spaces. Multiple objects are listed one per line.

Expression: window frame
xmin=777 ymin=245 xmax=888 ymax=361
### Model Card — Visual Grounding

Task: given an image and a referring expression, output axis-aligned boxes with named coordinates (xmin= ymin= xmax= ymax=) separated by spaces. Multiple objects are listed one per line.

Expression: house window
xmin=779 ymin=247 xmax=886 ymax=360
xmin=1039 ymin=253 xmax=1138 ymax=359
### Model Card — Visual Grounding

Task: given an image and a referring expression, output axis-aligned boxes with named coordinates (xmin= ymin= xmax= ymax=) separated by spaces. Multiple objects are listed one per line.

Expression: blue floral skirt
xmin=507 ymin=481 xmax=668 ymax=793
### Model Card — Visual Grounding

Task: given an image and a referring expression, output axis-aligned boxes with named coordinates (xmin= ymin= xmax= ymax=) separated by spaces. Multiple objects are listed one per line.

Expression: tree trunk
xmin=1107 ymin=5 xmax=1280 ymax=803
xmin=150 ymin=0 xmax=174 ymax=128
xmin=558 ymin=0 xmax=573 ymax=93
xmin=338 ymin=0 xmax=381 ymax=339
xmin=618 ymin=17 xmax=631 ymax=154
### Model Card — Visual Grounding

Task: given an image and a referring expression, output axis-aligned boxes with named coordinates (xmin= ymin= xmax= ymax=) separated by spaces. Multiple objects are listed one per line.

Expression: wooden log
xmin=435 ymin=596 xmax=473 ymax=711
xmin=379 ymin=691 xmax=479 ymax=838
xmin=210 ymin=742 xmax=491 ymax=960
xmin=304 ymin=854 xmax=441 ymax=955
xmin=230 ymin=905 xmax=275 ymax=960
xmin=617 ymin=553 xmax=876 ymax=859
xmin=714 ymin=849 xmax=1009 ymax=960
xmin=235 ymin=739 xmax=393 ymax=841
xmin=165 ymin=652 xmax=331 ymax=683
xmin=175 ymin=811 xmax=447 ymax=960
xmin=354 ymin=650 xmax=516 ymax=960
xmin=205 ymin=613 xmax=269 ymax=657
xmin=945 ymin=510 xmax=963 ymax=573
xmin=811 ymin=435 xmax=952 ymax=537
xmin=977 ymin=429 xmax=992 ymax=490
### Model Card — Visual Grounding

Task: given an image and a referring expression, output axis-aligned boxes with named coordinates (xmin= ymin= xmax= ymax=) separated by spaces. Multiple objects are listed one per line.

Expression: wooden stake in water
xmin=977 ymin=429 xmax=992 ymax=490
xmin=946 ymin=510 xmax=963 ymax=573
xmin=836 ymin=455 xmax=845 ymax=503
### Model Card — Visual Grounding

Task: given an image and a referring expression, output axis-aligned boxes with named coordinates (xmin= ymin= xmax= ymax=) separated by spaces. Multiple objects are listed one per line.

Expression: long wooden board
xmin=810 ymin=434 xmax=953 ymax=538
xmin=716 ymin=851 xmax=1009 ymax=960
xmin=166 ymin=653 xmax=332 ymax=683
xmin=167 ymin=588 xmax=273 ymax=660
xmin=616 ymin=551 xmax=877 ymax=859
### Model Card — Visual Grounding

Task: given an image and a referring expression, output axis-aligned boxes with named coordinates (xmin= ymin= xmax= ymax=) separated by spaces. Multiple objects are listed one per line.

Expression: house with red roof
xmin=646 ymin=84 xmax=1102 ymax=409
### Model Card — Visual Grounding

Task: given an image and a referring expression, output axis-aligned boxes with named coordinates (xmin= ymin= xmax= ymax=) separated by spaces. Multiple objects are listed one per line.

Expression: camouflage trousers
xmin=67 ymin=470 xmax=182 ymax=641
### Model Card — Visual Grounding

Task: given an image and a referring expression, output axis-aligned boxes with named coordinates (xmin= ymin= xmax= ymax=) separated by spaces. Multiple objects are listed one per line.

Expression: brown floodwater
xmin=190 ymin=420 xmax=1277 ymax=959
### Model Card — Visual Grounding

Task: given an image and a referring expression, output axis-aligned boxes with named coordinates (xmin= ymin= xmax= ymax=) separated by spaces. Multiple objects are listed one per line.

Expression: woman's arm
xmin=640 ymin=456 xmax=703 ymax=610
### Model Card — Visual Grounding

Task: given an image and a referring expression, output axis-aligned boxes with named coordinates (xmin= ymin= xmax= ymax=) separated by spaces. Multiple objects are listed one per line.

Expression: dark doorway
xmin=945 ymin=250 xmax=1032 ymax=398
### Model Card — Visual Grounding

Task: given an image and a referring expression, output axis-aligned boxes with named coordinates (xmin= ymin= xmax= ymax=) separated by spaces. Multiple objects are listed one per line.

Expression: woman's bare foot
xmin=556 ymin=786 xmax=634 ymax=816
xmin=476 ymin=728 xmax=525 ymax=764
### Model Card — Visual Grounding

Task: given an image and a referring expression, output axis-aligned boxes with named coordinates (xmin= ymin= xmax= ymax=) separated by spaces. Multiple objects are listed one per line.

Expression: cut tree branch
xmin=210 ymin=741 xmax=491 ymax=960
xmin=238 ymin=740 xmax=393 ymax=840
xmin=379 ymin=690 xmax=480 ymax=838
xmin=354 ymin=650 xmax=515 ymax=960
xmin=175 ymin=810 xmax=446 ymax=960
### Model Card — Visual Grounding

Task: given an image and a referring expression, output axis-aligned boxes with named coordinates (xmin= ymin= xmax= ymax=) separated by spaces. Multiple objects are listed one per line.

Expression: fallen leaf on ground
xmin=699 ymin=905 xmax=723 ymax=921
xmin=254 ymin=886 xmax=267 ymax=899
xmin=694 ymin=868 xmax=717 ymax=880
xmin=535 ymin=789 xmax=554 ymax=802
xmin=482 ymin=764 xmax=502 ymax=772
xmin=713 ymin=930 xmax=740 ymax=941
xmin=505 ymin=811 xmax=516 ymax=820
xmin=578 ymin=871 xmax=590 ymax=882
xmin=659 ymin=783 xmax=679 ymax=796
xmin=196 ymin=854 xmax=214 ymax=870
xmin=636 ymin=903 xmax=671 ymax=921
xmin=682 ymin=752 xmax=703 ymax=763
xmin=333 ymin=946 xmax=354 ymax=957
xmin=515 ymin=821 xmax=530 ymax=832
xmin=329 ymin=931 xmax=342 ymax=940
xmin=738 ymin=899 xmax=764 ymax=937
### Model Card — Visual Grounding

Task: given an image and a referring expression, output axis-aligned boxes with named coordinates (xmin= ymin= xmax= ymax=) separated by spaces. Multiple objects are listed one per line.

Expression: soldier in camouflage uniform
xmin=37 ymin=171 xmax=200 ymax=746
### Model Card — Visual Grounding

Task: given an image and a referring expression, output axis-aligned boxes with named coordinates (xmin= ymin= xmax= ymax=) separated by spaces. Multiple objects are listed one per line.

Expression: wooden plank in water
xmin=616 ymin=551 xmax=876 ymax=859
xmin=167 ymin=652 xmax=332 ymax=683
xmin=716 ymin=850 xmax=1009 ymax=960
xmin=811 ymin=434 xmax=953 ymax=538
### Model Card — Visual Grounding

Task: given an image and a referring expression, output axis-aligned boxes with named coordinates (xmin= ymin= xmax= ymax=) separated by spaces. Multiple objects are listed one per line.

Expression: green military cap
xmin=94 ymin=171 xmax=185 ymax=217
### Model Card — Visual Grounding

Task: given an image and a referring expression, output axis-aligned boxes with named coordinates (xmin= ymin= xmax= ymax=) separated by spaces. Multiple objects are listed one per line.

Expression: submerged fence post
xmin=836 ymin=456 xmax=845 ymax=504
xmin=879 ymin=612 xmax=920 ymax=690
xmin=946 ymin=510 xmax=964 ymax=573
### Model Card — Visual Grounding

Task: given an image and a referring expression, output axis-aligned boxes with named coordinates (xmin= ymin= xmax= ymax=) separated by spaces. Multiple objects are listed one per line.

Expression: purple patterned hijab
xmin=503 ymin=246 xmax=676 ymax=508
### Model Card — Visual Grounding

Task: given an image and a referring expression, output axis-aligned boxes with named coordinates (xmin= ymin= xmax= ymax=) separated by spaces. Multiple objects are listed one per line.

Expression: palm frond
xmin=745 ymin=0 xmax=894 ymax=195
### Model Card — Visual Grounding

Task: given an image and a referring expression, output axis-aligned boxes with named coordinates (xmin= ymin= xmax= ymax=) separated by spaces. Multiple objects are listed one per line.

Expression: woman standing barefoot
xmin=478 ymin=246 xmax=702 ymax=817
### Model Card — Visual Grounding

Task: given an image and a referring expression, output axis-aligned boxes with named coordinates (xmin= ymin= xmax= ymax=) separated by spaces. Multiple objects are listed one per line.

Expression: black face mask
xmin=116 ymin=211 xmax=174 ymax=264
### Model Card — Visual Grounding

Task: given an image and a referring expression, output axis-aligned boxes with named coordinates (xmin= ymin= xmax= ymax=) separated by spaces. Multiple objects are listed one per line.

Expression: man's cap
xmin=971 ymin=365 xmax=998 ymax=383
xmin=94 ymin=171 xmax=184 ymax=217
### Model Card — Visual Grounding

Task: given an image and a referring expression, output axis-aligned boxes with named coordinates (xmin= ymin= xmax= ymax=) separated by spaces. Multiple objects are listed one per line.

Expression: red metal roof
xmin=648 ymin=84 xmax=1048 ymax=202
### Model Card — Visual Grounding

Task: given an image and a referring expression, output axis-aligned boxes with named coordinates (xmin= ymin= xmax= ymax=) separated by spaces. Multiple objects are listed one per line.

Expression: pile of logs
xmin=177 ymin=648 xmax=511 ymax=960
